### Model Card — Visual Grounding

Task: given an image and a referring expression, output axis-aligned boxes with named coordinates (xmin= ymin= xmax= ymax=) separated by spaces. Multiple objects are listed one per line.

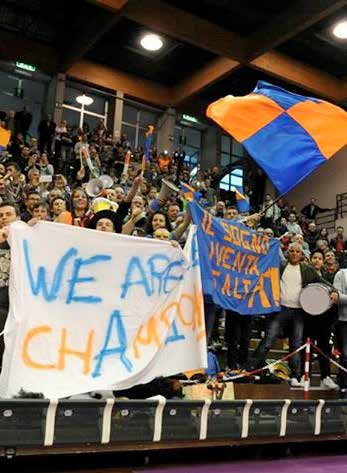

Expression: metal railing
xmin=0 ymin=398 xmax=346 ymax=451
xmin=315 ymin=209 xmax=337 ymax=231
xmin=315 ymin=192 xmax=347 ymax=231
xmin=336 ymin=192 xmax=347 ymax=219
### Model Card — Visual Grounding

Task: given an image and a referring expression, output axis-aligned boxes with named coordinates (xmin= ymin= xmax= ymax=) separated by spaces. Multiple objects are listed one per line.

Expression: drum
xmin=299 ymin=283 xmax=332 ymax=316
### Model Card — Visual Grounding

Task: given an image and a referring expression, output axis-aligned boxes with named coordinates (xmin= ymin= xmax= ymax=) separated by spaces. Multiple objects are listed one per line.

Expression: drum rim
xmin=299 ymin=283 xmax=331 ymax=315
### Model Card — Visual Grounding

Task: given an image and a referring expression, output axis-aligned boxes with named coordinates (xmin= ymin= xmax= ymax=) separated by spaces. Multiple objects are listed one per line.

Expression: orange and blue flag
xmin=232 ymin=186 xmax=249 ymax=213
xmin=181 ymin=182 xmax=201 ymax=202
xmin=207 ymin=81 xmax=347 ymax=195
xmin=0 ymin=128 xmax=10 ymax=154
xmin=144 ymin=125 xmax=154 ymax=162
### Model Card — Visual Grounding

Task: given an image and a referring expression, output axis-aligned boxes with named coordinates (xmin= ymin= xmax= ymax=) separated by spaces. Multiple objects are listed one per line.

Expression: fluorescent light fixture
xmin=182 ymin=114 xmax=199 ymax=124
xmin=332 ymin=20 xmax=347 ymax=39
xmin=140 ymin=33 xmax=163 ymax=51
xmin=76 ymin=94 xmax=94 ymax=106
xmin=15 ymin=61 xmax=36 ymax=72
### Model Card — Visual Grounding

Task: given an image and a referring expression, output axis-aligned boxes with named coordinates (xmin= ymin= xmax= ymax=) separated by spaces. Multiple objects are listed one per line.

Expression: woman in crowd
xmin=56 ymin=188 xmax=92 ymax=227
xmin=38 ymin=152 xmax=54 ymax=176
xmin=50 ymin=196 xmax=68 ymax=221
xmin=319 ymin=227 xmax=330 ymax=245
xmin=324 ymin=249 xmax=339 ymax=281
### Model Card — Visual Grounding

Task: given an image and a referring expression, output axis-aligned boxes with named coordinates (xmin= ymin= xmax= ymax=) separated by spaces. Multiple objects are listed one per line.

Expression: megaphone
xmin=150 ymin=179 xmax=180 ymax=212
xmin=85 ymin=175 xmax=114 ymax=198
xmin=85 ymin=178 xmax=104 ymax=198
xmin=99 ymin=175 xmax=114 ymax=189
xmin=158 ymin=179 xmax=180 ymax=200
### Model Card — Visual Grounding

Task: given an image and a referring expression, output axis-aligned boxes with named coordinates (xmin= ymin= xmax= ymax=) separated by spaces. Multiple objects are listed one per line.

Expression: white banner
xmin=0 ymin=222 xmax=206 ymax=399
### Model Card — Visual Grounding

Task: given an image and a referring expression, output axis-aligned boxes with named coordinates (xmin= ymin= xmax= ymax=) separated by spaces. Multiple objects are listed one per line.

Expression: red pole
xmin=303 ymin=338 xmax=311 ymax=400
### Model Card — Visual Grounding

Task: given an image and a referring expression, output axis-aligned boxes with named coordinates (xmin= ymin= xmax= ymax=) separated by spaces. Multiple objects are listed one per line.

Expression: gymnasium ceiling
xmin=0 ymin=0 xmax=346 ymax=107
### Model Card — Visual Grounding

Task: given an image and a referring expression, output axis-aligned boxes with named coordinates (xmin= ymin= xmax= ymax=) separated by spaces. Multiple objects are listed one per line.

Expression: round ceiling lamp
xmin=332 ymin=20 xmax=347 ymax=39
xmin=76 ymin=94 xmax=94 ymax=106
xmin=140 ymin=33 xmax=163 ymax=51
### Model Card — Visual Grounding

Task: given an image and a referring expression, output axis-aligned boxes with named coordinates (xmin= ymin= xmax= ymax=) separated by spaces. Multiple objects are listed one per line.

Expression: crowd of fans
xmin=1 ymin=109 xmax=347 ymax=398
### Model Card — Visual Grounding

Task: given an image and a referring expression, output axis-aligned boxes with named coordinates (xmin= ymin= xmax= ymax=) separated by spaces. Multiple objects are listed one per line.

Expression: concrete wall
xmin=200 ymin=125 xmax=220 ymax=170
xmin=286 ymin=145 xmax=347 ymax=209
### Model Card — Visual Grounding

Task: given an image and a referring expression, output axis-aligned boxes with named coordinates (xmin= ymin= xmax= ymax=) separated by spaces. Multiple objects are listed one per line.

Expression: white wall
xmin=287 ymin=145 xmax=347 ymax=210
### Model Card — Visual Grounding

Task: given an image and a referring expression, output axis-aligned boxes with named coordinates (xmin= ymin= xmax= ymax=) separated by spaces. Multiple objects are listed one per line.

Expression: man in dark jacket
xmin=301 ymin=197 xmax=329 ymax=220
xmin=251 ymin=242 xmax=338 ymax=386
xmin=38 ymin=115 xmax=56 ymax=154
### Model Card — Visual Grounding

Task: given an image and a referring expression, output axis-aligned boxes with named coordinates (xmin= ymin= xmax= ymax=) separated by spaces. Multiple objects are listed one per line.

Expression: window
xmin=62 ymin=84 xmax=110 ymax=129
xmin=219 ymin=168 xmax=243 ymax=191
xmin=174 ymin=125 xmax=201 ymax=169
xmin=221 ymin=134 xmax=244 ymax=167
xmin=121 ymin=103 xmax=159 ymax=149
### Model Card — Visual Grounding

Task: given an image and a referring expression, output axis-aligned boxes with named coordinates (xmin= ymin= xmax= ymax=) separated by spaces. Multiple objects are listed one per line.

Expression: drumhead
xmin=299 ymin=283 xmax=332 ymax=316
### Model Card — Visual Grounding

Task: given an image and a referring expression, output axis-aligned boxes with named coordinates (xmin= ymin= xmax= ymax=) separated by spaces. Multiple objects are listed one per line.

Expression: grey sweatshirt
xmin=333 ymin=269 xmax=347 ymax=322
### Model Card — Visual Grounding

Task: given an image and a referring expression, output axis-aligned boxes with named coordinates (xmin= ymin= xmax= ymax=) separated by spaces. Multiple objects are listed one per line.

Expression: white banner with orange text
xmin=0 ymin=222 xmax=206 ymax=399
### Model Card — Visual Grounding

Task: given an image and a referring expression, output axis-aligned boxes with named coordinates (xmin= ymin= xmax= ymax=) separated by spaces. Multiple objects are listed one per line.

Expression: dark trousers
xmin=303 ymin=309 xmax=337 ymax=380
xmin=0 ymin=306 xmax=8 ymax=370
xmin=335 ymin=321 xmax=347 ymax=389
xmin=225 ymin=311 xmax=251 ymax=370
xmin=252 ymin=307 xmax=305 ymax=379
xmin=204 ymin=296 xmax=216 ymax=344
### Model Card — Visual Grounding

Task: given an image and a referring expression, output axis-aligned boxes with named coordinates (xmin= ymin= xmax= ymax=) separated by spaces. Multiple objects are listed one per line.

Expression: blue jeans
xmin=252 ymin=307 xmax=305 ymax=379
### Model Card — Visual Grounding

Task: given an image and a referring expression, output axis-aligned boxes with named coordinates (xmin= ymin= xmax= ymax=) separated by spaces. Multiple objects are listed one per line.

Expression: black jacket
xmin=301 ymin=203 xmax=329 ymax=220
xmin=280 ymin=262 xmax=332 ymax=289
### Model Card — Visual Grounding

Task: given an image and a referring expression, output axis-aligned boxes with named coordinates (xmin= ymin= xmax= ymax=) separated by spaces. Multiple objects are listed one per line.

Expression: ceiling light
xmin=76 ymin=94 xmax=94 ymax=106
xmin=332 ymin=20 xmax=347 ymax=39
xmin=140 ymin=33 xmax=163 ymax=51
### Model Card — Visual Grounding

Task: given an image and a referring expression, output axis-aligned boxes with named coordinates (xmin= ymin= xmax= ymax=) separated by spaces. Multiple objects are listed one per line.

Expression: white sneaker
xmin=290 ymin=378 xmax=301 ymax=388
xmin=299 ymin=375 xmax=306 ymax=388
xmin=320 ymin=376 xmax=339 ymax=390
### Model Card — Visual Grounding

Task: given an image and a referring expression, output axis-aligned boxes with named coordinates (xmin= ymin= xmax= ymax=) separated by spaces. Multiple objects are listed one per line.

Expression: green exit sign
xmin=182 ymin=114 xmax=199 ymax=124
xmin=15 ymin=62 xmax=36 ymax=72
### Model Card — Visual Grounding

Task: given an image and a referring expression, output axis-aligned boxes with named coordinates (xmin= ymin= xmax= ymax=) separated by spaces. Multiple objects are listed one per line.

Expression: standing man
xmin=301 ymin=197 xmax=329 ymax=221
xmin=0 ymin=203 xmax=20 ymax=369
xmin=38 ymin=114 xmax=56 ymax=154
xmin=224 ymin=207 xmax=252 ymax=371
xmin=251 ymin=242 xmax=337 ymax=386
xmin=261 ymin=194 xmax=280 ymax=229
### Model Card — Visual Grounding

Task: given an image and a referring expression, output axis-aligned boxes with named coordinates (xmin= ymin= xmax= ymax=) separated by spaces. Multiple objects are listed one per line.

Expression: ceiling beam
xmin=172 ymin=57 xmax=240 ymax=105
xmin=91 ymin=0 xmax=346 ymax=104
xmin=89 ymin=0 xmax=129 ymax=12
xmin=67 ymin=59 xmax=171 ymax=107
xmin=99 ymin=0 xmax=245 ymax=61
xmin=244 ymin=0 xmax=347 ymax=61
xmin=249 ymin=51 xmax=342 ymax=102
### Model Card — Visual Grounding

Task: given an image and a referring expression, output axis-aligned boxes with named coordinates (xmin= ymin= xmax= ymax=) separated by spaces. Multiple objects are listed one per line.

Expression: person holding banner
xmin=0 ymin=202 xmax=20 ymax=368
xmin=88 ymin=209 xmax=122 ymax=234
xmin=251 ymin=242 xmax=338 ymax=387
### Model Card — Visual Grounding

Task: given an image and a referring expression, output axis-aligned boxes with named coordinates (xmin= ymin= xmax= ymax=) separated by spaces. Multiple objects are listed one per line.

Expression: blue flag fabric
xmin=233 ymin=186 xmax=250 ymax=213
xmin=190 ymin=202 xmax=280 ymax=315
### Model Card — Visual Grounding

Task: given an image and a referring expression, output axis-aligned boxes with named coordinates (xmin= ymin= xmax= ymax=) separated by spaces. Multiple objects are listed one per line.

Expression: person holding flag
xmin=144 ymin=125 xmax=154 ymax=162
